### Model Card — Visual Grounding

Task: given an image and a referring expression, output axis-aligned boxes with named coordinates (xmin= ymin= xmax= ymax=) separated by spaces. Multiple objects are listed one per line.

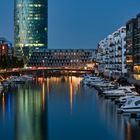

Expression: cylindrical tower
xmin=14 ymin=0 xmax=48 ymax=60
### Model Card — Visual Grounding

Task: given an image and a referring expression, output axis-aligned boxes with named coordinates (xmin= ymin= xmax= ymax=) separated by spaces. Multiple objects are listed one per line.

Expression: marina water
xmin=0 ymin=76 xmax=140 ymax=140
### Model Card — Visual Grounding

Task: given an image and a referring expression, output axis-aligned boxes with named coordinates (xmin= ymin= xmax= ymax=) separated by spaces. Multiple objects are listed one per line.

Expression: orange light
xmin=2 ymin=46 xmax=5 ymax=50
xmin=134 ymin=66 xmax=140 ymax=72
xmin=69 ymin=77 xmax=73 ymax=113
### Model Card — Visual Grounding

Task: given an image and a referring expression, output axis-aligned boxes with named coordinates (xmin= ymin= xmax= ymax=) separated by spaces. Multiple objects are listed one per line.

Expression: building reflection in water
xmin=69 ymin=77 xmax=73 ymax=113
xmin=1 ymin=76 xmax=140 ymax=140
xmin=95 ymin=94 xmax=125 ymax=140
xmin=13 ymin=81 xmax=48 ymax=140
xmin=2 ymin=93 xmax=5 ymax=118
xmin=0 ymin=77 xmax=85 ymax=140
xmin=42 ymin=81 xmax=45 ymax=110
xmin=95 ymin=90 xmax=140 ymax=140
xmin=46 ymin=78 xmax=50 ymax=98
xmin=127 ymin=121 xmax=132 ymax=140
xmin=68 ymin=76 xmax=81 ymax=113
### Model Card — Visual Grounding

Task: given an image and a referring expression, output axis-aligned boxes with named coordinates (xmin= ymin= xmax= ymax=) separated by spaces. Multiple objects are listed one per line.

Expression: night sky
xmin=0 ymin=0 xmax=140 ymax=49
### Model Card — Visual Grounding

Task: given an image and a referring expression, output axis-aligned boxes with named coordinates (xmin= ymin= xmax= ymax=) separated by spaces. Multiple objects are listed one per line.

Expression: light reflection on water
xmin=0 ymin=76 xmax=140 ymax=140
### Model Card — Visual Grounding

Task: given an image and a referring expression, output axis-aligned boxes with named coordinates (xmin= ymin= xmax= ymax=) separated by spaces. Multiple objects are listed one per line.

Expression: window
xmin=135 ymin=100 xmax=140 ymax=106
xmin=128 ymin=24 xmax=133 ymax=32
xmin=127 ymin=100 xmax=132 ymax=105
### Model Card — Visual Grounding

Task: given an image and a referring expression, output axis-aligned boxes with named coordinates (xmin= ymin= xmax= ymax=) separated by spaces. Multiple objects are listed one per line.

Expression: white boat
xmin=82 ymin=76 xmax=100 ymax=85
xmin=103 ymin=86 xmax=135 ymax=94
xmin=10 ymin=76 xmax=26 ymax=84
xmin=103 ymin=86 xmax=137 ymax=98
xmin=20 ymin=75 xmax=33 ymax=80
xmin=98 ymin=86 xmax=118 ymax=94
xmin=117 ymin=96 xmax=140 ymax=113
xmin=115 ymin=95 xmax=136 ymax=104
xmin=93 ymin=81 xmax=115 ymax=88
xmin=2 ymin=80 xmax=11 ymax=87
xmin=89 ymin=79 xmax=105 ymax=87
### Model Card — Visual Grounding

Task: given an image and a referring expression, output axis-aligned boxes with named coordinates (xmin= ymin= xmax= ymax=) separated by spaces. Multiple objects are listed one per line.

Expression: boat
xmin=2 ymin=80 xmax=11 ymax=87
xmin=103 ymin=86 xmax=135 ymax=94
xmin=82 ymin=76 xmax=100 ymax=85
xmin=89 ymin=79 xmax=105 ymax=87
xmin=115 ymin=95 xmax=136 ymax=104
xmin=21 ymin=75 xmax=33 ymax=80
xmin=117 ymin=96 xmax=140 ymax=113
xmin=102 ymin=86 xmax=138 ymax=98
xmin=10 ymin=76 xmax=26 ymax=84
xmin=98 ymin=85 xmax=118 ymax=94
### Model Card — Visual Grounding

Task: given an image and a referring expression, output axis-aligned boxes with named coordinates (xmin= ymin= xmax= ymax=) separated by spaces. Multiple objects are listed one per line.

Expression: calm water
xmin=0 ymin=76 xmax=140 ymax=140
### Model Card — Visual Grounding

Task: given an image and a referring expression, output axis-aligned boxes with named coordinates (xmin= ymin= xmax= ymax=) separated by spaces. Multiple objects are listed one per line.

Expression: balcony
xmin=118 ymin=46 xmax=122 ymax=50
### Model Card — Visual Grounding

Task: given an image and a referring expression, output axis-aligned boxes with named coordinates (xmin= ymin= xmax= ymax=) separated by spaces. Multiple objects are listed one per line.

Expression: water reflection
xmin=2 ymin=93 xmax=5 ymax=116
xmin=69 ymin=77 xmax=73 ymax=113
xmin=14 ymin=82 xmax=48 ymax=140
xmin=0 ymin=76 xmax=140 ymax=140
xmin=0 ymin=80 xmax=48 ymax=140
xmin=96 ymin=91 xmax=140 ymax=140
xmin=42 ymin=81 xmax=45 ymax=110
xmin=95 ymin=95 xmax=125 ymax=140
xmin=127 ymin=121 xmax=132 ymax=140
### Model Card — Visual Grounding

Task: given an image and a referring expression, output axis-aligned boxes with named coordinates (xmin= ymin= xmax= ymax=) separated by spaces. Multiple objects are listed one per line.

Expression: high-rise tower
xmin=14 ymin=0 xmax=48 ymax=60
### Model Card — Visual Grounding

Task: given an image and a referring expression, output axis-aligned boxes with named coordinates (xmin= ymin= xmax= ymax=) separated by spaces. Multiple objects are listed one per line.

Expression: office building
xmin=14 ymin=0 xmax=48 ymax=59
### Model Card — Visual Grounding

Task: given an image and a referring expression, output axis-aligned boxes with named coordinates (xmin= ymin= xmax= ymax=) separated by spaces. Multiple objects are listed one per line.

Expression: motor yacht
xmin=11 ymin=76 xmax=26 ymax=84
xmin=115 ymin=95 xmax=136 ymax=104
xmin=88 ymin=79 xmax=104 ymax=87
xmin=82 ymin=76 xmax=100 ymax=85
xmin=20 ymin=75 xmax=33 ymax=81
xmin=99 ymin=85 xmax=118 ymax=93
xmin=117 ymin=96 xmax=140 ymax=113
xmin=94 ymin=81 xmax=115 ymax=88
xmin=103 ymin=86 xmax=135 ymax=94
xmin=103 ymin=86 xmax=138 ymax=98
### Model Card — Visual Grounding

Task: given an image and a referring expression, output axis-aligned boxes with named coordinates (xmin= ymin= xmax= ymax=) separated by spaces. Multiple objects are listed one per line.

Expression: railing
xmin=0 ymin=67 xmax=95 ymax=74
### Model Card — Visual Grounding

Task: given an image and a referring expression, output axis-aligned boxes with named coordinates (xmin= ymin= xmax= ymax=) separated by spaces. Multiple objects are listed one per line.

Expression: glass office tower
xmin=14 ymin=0 xmax=48 ymax=60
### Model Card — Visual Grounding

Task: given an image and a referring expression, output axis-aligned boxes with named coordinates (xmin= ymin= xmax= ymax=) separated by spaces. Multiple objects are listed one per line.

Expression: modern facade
xmin=28 ymin=49 xmax=96 ymax=69
xmin=125 ymin=13 xmax=140 ymax=82
xmin=126 ymin=13 xmax=140 ymax=74
xmin=96 ymin=27 xmax=127 ymax=79
xmin=14 ymin=0 xmax=48 ymax=59
xmin=132 ymin=14 xmax=140 ymax=73
xmin=126 ymin=19 xmax=135 ymax=73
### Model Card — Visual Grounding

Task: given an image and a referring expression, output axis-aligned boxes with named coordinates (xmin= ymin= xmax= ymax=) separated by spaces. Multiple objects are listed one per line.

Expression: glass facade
xmin=28 ymin=49 xmax=96 ymax=68
xmin=126 ymin=19 xmax=135 ymax=72
xmin=14 ymin=0 xmax=48 ymax=59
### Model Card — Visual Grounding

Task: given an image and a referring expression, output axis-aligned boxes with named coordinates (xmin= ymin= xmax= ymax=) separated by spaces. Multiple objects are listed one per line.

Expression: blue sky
xmin=0 ymin=0 xmax=140 ymax=49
